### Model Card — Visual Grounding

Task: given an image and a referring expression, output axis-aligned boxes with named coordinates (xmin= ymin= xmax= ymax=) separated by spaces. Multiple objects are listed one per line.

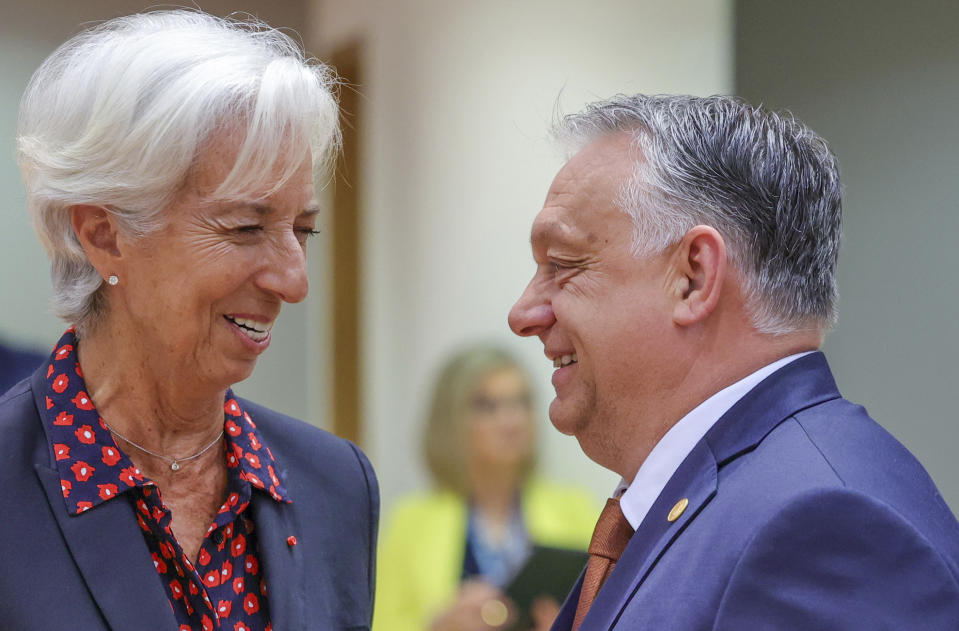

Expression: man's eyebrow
xmin=531 ymin=220 xmax=579 ymax=249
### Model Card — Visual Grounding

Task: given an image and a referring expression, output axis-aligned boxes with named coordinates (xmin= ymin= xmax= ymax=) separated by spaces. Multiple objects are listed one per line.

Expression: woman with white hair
xmin=0 ymin=10 xmax=377 ymax=630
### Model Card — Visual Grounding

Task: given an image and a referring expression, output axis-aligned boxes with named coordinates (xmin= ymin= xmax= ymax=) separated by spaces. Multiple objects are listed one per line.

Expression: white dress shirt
xmin=617 ymin=352 xmax=813 ymax=531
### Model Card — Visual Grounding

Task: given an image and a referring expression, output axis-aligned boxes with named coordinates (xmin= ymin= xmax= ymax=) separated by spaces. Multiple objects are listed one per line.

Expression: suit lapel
xmin=577 ymin=353 xmax=842 ymax=630
xmin=582 ymin=441 xmax=718 ymax=630
xmin=253 ymin=491 xmax=304 ymax=628
xmin=551 ymin=569 xmax=586 ymax=631
xmin=35 ymin=464 xmax=176 ymax=631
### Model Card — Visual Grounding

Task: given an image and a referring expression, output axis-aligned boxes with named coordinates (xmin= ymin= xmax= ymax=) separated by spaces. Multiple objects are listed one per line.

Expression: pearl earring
xmin=107 ymin=275 xmax=119 ymax=286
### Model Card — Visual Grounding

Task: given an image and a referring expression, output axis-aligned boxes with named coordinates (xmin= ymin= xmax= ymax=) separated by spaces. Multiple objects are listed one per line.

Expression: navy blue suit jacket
xmin=554 ymin=353 xmax=959 ymax=630
xmin=0 ymin=366 xmax=378 ymax=630
xmin=0 ymin=342 xmax=46 ymax=395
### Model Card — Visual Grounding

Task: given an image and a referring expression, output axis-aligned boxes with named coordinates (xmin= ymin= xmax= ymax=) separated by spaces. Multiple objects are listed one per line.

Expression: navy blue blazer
xmin=554 ymin=352 xmax=959 ymax=630
xmin=0 ymin=342 xmax=46 ymax=395
xmin=0 ymin=365 xmax=378 ymax=630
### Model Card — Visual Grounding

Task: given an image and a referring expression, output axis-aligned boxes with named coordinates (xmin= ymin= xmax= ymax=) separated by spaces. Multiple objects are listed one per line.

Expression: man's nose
xmin=508 ymin=276 xmax=555 ymax=337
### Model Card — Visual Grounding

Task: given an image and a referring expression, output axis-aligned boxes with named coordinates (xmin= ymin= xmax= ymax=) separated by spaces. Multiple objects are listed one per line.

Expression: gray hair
xmin=554 ymin=94 xmax=842 ymax=335
xmin=17 ymin=10 xmax=340 ymax=332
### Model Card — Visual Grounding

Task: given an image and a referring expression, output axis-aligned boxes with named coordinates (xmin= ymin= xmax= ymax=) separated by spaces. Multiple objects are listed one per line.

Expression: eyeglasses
xmin=469 ymin=393 xmax=532 ymax=416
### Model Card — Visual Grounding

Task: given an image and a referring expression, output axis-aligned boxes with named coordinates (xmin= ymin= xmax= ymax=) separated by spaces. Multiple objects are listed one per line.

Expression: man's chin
xmin=548 ymin=400 xmax=584 ymax=436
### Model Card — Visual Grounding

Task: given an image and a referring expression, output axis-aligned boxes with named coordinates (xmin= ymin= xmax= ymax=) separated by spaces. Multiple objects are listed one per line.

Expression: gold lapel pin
xmin=667 ymin=498 xmax=689 ymax=523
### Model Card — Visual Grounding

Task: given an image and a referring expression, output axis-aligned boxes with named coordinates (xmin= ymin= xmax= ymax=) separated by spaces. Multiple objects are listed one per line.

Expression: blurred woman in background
xmin=374 ymin=345 xmax=596 ymax=631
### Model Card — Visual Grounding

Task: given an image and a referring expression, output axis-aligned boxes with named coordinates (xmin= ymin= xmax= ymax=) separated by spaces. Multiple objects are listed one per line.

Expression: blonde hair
xmin=422 ymin=345 xmax=538 ymax=496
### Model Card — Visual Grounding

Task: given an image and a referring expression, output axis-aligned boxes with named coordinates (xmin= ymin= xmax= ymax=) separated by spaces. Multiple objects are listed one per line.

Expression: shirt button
xmin=213 ymin=530 xmax=225 ymax=545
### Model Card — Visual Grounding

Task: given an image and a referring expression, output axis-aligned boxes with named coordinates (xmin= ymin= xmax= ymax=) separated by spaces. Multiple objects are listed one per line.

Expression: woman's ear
xmin=671 ymin=225 xmax=727 ymax=327
xmin=70 ymin=205 xmax=122 ymax=277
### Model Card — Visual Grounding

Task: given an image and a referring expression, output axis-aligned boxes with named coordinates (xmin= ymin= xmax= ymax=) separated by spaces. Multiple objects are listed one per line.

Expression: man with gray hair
xmin=509 ymin=94 xmax=959 ymax=629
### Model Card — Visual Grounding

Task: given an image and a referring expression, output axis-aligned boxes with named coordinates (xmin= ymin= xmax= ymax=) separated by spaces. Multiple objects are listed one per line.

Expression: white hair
xmin=17 ymin=10 xmax=340 ymax=332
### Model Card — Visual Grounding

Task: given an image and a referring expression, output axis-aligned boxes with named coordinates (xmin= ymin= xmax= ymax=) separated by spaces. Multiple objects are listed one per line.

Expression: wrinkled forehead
xmin=530 ymin=131 xmax=638 ymax=248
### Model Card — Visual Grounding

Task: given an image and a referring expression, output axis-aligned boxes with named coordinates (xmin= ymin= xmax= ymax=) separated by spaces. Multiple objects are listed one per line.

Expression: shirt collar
xmin=43 ymin=328 xmax=291 ymax=516
xmin=618 ymin=351 xmax=814 ymax=530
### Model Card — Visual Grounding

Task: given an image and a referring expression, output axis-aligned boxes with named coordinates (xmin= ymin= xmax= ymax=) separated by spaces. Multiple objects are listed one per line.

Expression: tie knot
xmin=588 ymin=497 xmax=633 ymax=561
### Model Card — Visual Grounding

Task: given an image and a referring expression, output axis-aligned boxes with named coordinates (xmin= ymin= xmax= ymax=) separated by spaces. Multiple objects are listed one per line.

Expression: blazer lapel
xmin=35 ymin=464 xmax=176 ymax=631
xmin=578 ymin=353 xmax=842 ymax=630
xmin=581 ymin=441 xmax=718 ymax=630
xmin=253 ymin=492 xmax=304 ymax=629
xmin=551 ymin=570 xmax=586 ymax=631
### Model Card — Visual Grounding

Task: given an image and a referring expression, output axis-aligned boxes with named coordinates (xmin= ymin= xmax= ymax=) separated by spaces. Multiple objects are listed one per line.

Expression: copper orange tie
xmin=571 ymin=497 xmax=634 ymax=631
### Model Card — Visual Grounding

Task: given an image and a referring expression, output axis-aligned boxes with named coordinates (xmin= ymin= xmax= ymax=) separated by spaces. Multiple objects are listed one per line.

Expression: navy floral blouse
xmin=45 ymin=328 xmax=291 ymax=631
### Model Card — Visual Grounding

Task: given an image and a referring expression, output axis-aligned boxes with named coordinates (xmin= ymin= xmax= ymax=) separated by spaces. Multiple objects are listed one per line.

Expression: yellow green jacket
xmin=372 ymin=478 xmax=598 ymax=631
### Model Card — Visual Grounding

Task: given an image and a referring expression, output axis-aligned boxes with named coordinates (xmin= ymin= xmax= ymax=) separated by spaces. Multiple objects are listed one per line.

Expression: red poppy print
xmin=51 ymin=373 xmax=69 ymax=393
xmin=75 ymin=425 xmax=96 ymax=444
xmin=119 ymin=466 xmax=141 ymax=486
xmin=243 ymin=593 xmax=259 ymax=615
xmin=53 ymin=411 xmax=74 ymax=426
xmin=97 ymin=483 xmax=119 ymax=500
xmin=43 ymin=330 xmax=281 ymax=631
xmin=159 ymin=541 xmax=175 ymax=559
xmin=231 ymin=534 xmax=247 ymax=557
xmin=153 ymin=553 xmax=168 ymax=574
xmin=203 ymin=569 xmax=222 ymax=588
xmin=71 ymin=391 xmax=95 ymax=410
xmin=71 ymin=461 xmax=95 ymax=482
xmin=101 ymin=446 xmax=122 ymax=466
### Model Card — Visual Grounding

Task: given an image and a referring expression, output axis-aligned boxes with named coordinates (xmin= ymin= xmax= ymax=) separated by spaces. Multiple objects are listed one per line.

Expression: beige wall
xmin=312 ymin=0 xmax=734 ymax=510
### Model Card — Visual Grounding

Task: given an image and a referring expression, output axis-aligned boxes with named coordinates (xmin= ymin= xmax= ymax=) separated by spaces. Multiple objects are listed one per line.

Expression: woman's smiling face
xmin=113 ymin=131 xmax=319 ymax=391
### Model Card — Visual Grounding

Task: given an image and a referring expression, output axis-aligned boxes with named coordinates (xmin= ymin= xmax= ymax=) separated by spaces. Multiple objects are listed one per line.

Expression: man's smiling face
xmin=508 ymin=131 xmax=678 ymax=474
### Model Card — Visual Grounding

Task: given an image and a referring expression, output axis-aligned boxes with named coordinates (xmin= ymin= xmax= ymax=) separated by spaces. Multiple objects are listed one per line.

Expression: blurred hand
xmin=530 ymin=595 xmax=562 ymax=631
xmin=430 ymin=580 xmax=515 ymax=631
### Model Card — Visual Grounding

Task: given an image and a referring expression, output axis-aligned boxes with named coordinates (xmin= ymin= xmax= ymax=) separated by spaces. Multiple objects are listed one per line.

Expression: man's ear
xmin=671 ymin=225 xmax=726 ymax=327
xmin=70 ymin=205 xmax=122 ymax=278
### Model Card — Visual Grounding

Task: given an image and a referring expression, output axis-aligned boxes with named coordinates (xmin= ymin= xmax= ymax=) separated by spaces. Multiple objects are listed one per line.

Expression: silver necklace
xmin=105 ymin=422 xmax=224 ymax=472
